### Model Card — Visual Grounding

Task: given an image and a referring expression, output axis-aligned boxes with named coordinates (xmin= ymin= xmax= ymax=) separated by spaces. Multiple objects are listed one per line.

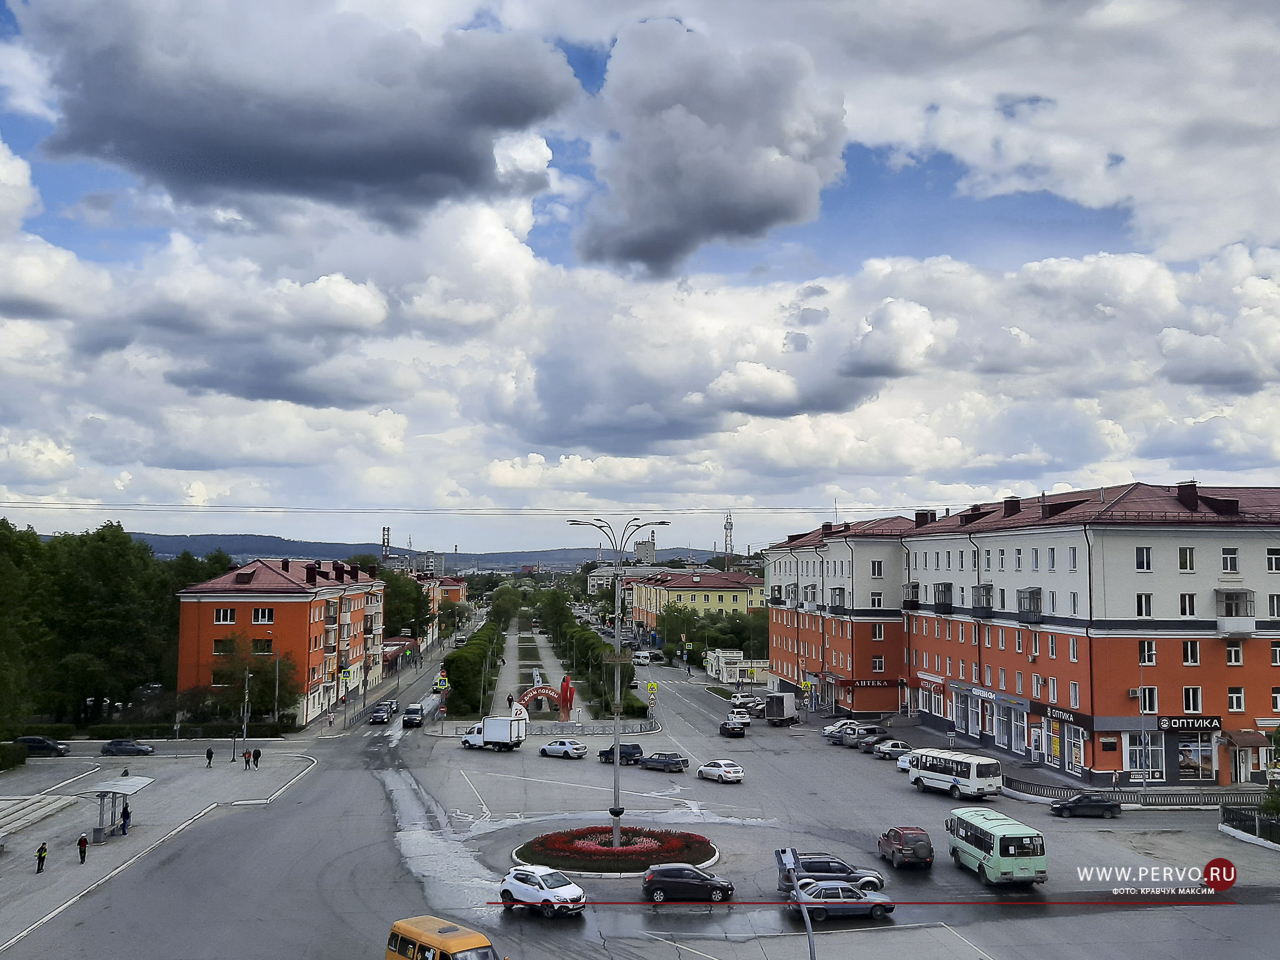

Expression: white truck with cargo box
xmin=461 ymin=705 xmax=529 ymax=750
xmin=765 ymin=692 xmax=798 ymax=726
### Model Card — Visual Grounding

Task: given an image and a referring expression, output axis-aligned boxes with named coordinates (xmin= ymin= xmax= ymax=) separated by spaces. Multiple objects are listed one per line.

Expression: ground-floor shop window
xmin=1125 ymin=731 xmax=1165 ymax=781
xmin=1177 ymin=733 xmax=1215 ymax=781
xmin=1066 ymin=725 xmax=1085 ymax=775
xmin=1012 ymin=710 xmax=1026 ymax=754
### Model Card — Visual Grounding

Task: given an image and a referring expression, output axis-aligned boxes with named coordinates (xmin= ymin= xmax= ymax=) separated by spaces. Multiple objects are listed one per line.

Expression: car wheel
xmin=949 ymin=785 xmax=962 ymax=800
xmin=1061 ymin=808 xmax=1071 ymax=818
xmin=710 ymin=888 xmax=724 ymax=902
xmin=650 ymin=888 xmax=666 ymax=903
xmin=718 ymin=774 xmax=725 ymax=783
xmin=697 ymin=769 xmax=704 ymax=779
xmin=1102 ymin=809 xmax=1115 ymax=819
xmin=893 ymin=851 xmax=904 ymax=869
xmin=500 ymin=891 xmax=515 ymax=910
xmin=870 ymin=904 xmax=887 ymax=921
xmin=540 ymin=748 xmax=548 ymax=757
xmin=952 ymin=849 xmax=962 ymax=869
xmin=979 ymin=864 xmax=993 ymax=886
xmin=541 ymin=902 xmax=557 ymax=919
xmin=914 ymin=780 xmax=925 ymax=792
xmin=809 ymin=907 xmax=827 ymax=922
xmin=462 ymin=742 xmax=472 ymax=749
xmin=860 ymin=879 xmax=880 ymax=892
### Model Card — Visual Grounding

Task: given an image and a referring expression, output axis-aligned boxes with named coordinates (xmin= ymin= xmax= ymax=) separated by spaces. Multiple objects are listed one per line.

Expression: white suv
xmin=500 ymin=866 xmax=586 ymax=917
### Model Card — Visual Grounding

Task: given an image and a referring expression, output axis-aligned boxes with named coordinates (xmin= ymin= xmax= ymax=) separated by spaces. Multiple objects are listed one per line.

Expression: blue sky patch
xmin=555 ymin=39 xmax=611 ymax=95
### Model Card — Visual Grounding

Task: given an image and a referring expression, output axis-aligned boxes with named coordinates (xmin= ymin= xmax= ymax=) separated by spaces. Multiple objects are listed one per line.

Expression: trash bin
xmin=92 ymin=827 xmax=106 ymax=844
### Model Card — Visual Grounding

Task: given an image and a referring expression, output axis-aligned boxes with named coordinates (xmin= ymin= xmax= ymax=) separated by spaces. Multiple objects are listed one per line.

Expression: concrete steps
xmin=0 ymin=795 xmax=80 ymax=840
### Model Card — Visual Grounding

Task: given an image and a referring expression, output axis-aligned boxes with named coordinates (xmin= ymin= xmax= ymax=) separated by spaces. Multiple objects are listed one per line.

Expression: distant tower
xmin=381 ymin=526 xmax=391 ymax=560
xmin=596 ymin=542 xmax=603 ymax=563
xmin=723 ymin=511 xmax=734 ymax=567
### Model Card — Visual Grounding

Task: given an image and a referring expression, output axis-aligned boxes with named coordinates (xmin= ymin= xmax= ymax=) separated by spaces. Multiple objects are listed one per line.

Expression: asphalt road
xmin=5 ymin=653 xmax=1280 ymax=960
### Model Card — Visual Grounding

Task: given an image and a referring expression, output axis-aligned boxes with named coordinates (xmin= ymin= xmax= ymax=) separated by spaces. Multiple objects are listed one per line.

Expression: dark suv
xmin=598 ymin=743 xmax=644 ymax=765
xmin=642 ymin=863 xmax=734 ymax=902
xmin=15 ymin=735 xmax=71 ymax=757
xmin=877 ymin=826 xmax=934 ymax=868
xmin=638 ymin=751 xmax=689 ymax=772
xmin=777 ymin=851 xmax=885 ymax=891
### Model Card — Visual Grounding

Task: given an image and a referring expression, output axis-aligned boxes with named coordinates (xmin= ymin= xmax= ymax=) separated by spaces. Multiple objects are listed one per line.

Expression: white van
xmin=908 ymin=748 xmax=1003 ymax=799
xmin=632 ymin=651 xmax=651 ymax=666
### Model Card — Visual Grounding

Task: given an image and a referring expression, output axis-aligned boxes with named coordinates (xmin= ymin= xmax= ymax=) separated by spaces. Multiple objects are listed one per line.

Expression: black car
xmin=858 ymin=733 xmax=896 ymax=754
xmin=642 ymin=863 xmax=734 ymax=902
xmin=15 ymin=735 xmax=71 ymax=757
xmin=638 ymin=751 xmax=689 ymax=772
xmin=777 ymin=851 xmax=885 ymax=892
xmin=719 ymin=721 xmax=746 ymax=738
xmin=745 ymin=700 xmax=767 ymax=719
xmin=101 ymin=739 xmax=154 ymax=756
xmin=1051 ymin=793 xmax=1122 ymax=819
xmin=369 ymin=708 xmax=390 ymax=724
xmin=598 ymin=743 xmax=644 ymax=765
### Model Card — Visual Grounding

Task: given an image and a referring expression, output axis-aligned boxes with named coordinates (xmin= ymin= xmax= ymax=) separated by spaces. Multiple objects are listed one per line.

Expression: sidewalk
xmin=490 ymin=623 xmax=521 ymax=713
xmin=0 ymin=750 xmax=313 ymax=950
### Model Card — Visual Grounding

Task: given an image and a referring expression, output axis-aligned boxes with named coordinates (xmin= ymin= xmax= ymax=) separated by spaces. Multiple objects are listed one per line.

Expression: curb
xmin=1218 ymin=822 xmax=1280 ymax=852
xmin=509 ymin=838 xmax=720 ymax=879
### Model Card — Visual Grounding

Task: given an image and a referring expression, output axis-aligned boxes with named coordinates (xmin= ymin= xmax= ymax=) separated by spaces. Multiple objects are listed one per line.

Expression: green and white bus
xmin=945 ymin=807 xmax=1047 ymax=886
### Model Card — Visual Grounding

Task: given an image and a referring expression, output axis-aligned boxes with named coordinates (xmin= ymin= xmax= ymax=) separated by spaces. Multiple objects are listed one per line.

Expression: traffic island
xmin=513 ymin=826 xmax=718 ymax=877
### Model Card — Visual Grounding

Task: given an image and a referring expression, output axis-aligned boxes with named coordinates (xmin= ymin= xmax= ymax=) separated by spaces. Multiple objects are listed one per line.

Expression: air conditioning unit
xmin=1027 ymin=654 xmax=1037 ymax=663
xmin=1128 ymin=688 xmax=1140 ymax=698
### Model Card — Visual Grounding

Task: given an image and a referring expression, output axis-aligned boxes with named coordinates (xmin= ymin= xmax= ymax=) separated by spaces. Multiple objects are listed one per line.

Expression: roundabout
xmin=512 ymin=825 xmax=719 ymax=877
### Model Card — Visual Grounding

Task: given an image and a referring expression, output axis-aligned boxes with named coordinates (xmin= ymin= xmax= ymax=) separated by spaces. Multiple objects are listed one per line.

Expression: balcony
xmin=828 ymin=604 xmax=851 ymax=617
xmin=325 ymin=614 xmax=337 ymax=627
xmin=970 ymin=584 xmax=994 ymax=619
xmin=769 ymin=596 xmax=784 ymax=606
xmin=933 ymin=582 xmax=954 ymax=615
xmin=901 ymin=582 xmax=920 ymax=611
xmin=1216 ymin=590 xmax=1255 ymax=636
xmin=340 ymin=611 xmax=352 ymax=625
xmin=1016 ymin=587 xmax=1043 ymax=624
xmin=802 ymin=600 xmax=818 ymax=613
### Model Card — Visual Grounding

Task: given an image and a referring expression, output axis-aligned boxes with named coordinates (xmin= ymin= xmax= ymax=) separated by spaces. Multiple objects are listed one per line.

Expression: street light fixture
xmin=568 ymin=516 xmax=670 ymax=848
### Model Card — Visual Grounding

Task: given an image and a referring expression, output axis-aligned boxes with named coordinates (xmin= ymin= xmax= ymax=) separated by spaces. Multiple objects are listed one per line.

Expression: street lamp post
xmin=569 ymin=517 xmax=670 ymax=848
xmin=242 ymin=667 xmax=253 ymax=742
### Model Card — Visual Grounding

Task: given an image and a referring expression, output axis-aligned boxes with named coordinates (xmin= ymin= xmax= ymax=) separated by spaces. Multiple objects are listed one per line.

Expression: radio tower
xmin=381 ymin=526 xmax=391 ymax=560
xmin=723 ymin=511 xmax=734 ymax=569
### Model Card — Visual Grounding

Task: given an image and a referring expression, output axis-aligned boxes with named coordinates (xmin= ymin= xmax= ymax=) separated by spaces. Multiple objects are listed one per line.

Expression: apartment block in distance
xmin=765 ymin=482 xmax=1280 ymax=786
xmin=177 ymin=559 xmax=385 ymax=727
xmin=630 ymin=570 xmax=766 ymax=637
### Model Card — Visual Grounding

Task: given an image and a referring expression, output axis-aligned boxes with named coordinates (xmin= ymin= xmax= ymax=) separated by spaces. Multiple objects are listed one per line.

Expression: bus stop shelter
xmin=76 ymin=775 xmax=153 ymax=843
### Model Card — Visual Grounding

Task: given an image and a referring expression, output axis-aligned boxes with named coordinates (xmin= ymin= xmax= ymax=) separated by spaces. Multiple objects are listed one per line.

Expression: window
xmin=1048 ymin=547 xmax=1056 ymax=571
xmin=1069 ymin=546 xmax=1078 ymax=571
xmin=870 ymin=592 xmax=883 ymax=608
xmin=946 ymin=550 xmax=952 ymax=570
xmin=946 ymin=657 xmax=952 ymax=676
xmin=872 ymin=623 xmax=884 ymax=640
xmin=1048 ymin=677 xmax=1058 ymax=703
xmin=1222 ymin=547 xmax=1238 ymax=573
xmin=1271 ymin=595 xmax=1280 ymax=619
xmin=214 ymin=608 xmax=235 ymax=624
xmin=1070 ymin=681 xmax=1080 ymax=708
xmin=958 ymin=660 xmax=966 ymax=680
xmin=872 ymin=655 xmax=885 ymax=673
xmin=935 ymin=551 xmax=940 ymax=570
xmin=1180 ymin=593 xmax=1196 ymax=617
xmin=982 ymin=625 xmax=990 ymax=647
xmin=704 ymin=595 xmax=709 ymax=603
xmin=1136 ymin=593 xmax=1152 ymax=618
xmin=998 ymin=628 xmax=1005 ymax=650
xmin=252 ymin=638 xmax=273 ymax=655
xmin=1032 ymin=674 xmax=1043 ymax=698
xmin=1015 ymin=630 xmax=1023 ymax=654
xmin=999 ymin=667 xmax=1007 ymax=690
xmin=1269 ymin=548 xmax=1280 ymax=573
xmin=1136 ymin=546 xmax=1152 ymax=571
xmin=1273 ymin=687 xmax=1280 ymax=713
xmin=1016 ymin=671 xmax=1024 ymax=694
xmin=1179 ymin=546 xmax=1195 ymax=571
xmin=1070 ymin=591 xmax=1079 ymax=615
xmin=1139 ymin=686 xmax=1158 ymax=714
xmin=1032 ymin=548 xmax=1040 ymax=571
xmin=999 ymin=587 xmax=1006 ymax=609
xmin=1015 ymin=548 xmax=1023 ymax=571
xmin=984 ymin=549 xmax=992 ymax=571
xmin=1049 ymin=590 xmax=1057 ymax=613
xmin=912 ymin=552 xmax=918 ymax=569
xmin=1183 ymin=686 xmax=1202 ymax=714
xmin=1048 ymin=635 xmax=1057 ymax=659
xmin=718 ymin=595 xmax=724 ymax=603
xmin=252 ymin=608 xmax=274 ymax=624
xmin=1274 ymin=641 xmax=1280 ymax=666
xmin=959 ymin=550 xmax=965 ymax=571
xmin=935 ymin=620 xmax=941 ymax=638
xmin=1139 ymin=639 xmax=1156 ymax=665
xmin=998 ymin=549 xmax=1006 ymax=572
xmin=1070 ymin=636 xmax=1078 ymax=662
xmin=1183 ymin=640 xmax=1200 ymax=666
xmin=1228 ymin=687 xmax=1245 ymax=712
xmin=213 ymin=638 xmax=234 ymax=655
xmin=1226 ymin=639 xmax=1242 ymax=666
xmin=981 ymin=664 xmax=989 ymax=686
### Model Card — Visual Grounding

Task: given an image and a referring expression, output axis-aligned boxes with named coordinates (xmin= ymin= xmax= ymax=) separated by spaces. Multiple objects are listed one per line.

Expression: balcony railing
xmin=933 ymin=582 xmax=954 ymax=615
xmin=1216 ymin=590 xmax=1256 ymax=636
xmin=1017 ymin=587 xmax=1043 ymax=624
xmin=902 ymin=582 xmax=920 ymax=611
xmin=971 ymin=584 xmax=994 ymax=619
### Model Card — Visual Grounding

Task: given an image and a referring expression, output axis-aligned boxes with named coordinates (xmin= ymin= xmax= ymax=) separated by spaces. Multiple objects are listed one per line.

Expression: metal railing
xmin=1221 ymin=805 xmax=1280 ymax=844
xmin=450 ymin=718 xmax=661 ymax=738
xmin=1003 ymin=775 xmax=1267 ymax=807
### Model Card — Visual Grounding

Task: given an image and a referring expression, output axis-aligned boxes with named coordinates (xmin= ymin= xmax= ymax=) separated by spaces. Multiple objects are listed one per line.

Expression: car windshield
xmin=542 ymin=871 xmax=573 ymax=888
xmin=453 ymin=948 xmax=501 ymax=960
xmin=1000 ymin=835 xmax=1046 ymax=858
xmin=976 ymin=762 xmax=1001 ymax=778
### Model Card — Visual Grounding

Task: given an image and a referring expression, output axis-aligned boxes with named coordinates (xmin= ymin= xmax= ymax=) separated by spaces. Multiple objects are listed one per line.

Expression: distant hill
xmin=126 ymin=532 xmax=716 ymax=570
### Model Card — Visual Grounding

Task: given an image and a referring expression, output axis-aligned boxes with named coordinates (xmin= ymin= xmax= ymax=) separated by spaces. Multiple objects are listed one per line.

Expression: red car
xmin=877 ymin=826 xmax=934 ymax=868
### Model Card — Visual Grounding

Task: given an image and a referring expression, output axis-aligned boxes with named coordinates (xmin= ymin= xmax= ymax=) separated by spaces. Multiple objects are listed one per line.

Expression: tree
xmin=382 ymin=570 xmax=433 ymax=639
xmin=208 ymin=632 xmax=303 ymax=719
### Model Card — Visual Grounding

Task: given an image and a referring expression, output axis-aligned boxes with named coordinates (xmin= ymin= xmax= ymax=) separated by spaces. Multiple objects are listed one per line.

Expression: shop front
xmin=1220 ymin=729 xmax=1275 ymax=785
xmin=947 ymin=680 xmax=1033 ymax=760
xmin=1093 ymin=714 xmax=1223 ymax=786
xmin=1028 ymin=702 xmax=1093 ymax=778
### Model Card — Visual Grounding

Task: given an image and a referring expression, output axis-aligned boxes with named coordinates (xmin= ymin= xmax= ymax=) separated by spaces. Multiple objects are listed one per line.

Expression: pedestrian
xmin=36 ymin=842 xmax=48 ymax=873
xmin=252 ymin=748 xmax=261 ymax=769
xmin=328 ymin=712 xmax=334 ymax=727
xmin=242 ymin=749 xmax=252 ymax=770
xmin=121 ymin=804 xmax=131 ymax=836
xmin=507 ymin=694 xmax=514 ymax=710
xmin=686 ymin=665 xmax=692 ymax=677
xmin=205 ymin=747 xmax=214 ymax=768
xmin=78 ymin=833 xmax=88 ymax=864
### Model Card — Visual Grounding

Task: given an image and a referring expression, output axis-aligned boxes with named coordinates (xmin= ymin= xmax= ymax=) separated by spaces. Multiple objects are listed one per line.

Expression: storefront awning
xmin=819 ymin=673 xmax=854 ymax=687
xmin=1223 ymin=730 xmax=1273 ymax=748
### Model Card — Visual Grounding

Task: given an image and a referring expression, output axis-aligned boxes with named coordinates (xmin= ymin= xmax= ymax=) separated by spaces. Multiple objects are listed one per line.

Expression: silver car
xmin=539 ymin=738 xmax=587 ymax=759
xmin=788 ymin=879 xmax=895 ymax=921
xmin=873 ymin=739 xmax=913 ymax=760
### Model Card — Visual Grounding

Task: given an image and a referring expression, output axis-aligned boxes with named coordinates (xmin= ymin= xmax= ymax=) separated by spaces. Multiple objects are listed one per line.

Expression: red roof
xmin=178 ymin=558 xmax=383 ymax=594
xmin=632 ymin=570 xmax=763 ymax=589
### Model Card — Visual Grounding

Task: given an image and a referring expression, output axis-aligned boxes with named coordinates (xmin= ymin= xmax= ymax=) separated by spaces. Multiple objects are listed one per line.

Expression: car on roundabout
xmin=386 ymin=699 xmax=400 ymax=714
xmin=777 ymin=852 xmax=885 ymax=892
xmin=642 ymin=863 xmax=734 ymax=902
xmin=719 ymin=720 xmax=745 ymax=738
xmin=539 ymin=739 xmax=587 ymax=759
xmin=877 ymin=826 xmax=934 ymax=868
xmin=696 ymin=759 xmax=744 ymax=783
xmin=787 ymin=879 xmax=895 ymax=922
xmin=101 ymin=739 xmax=154 ymax=756
xmin=499 ymin=865 xmax=587 ymax=917
xmin=598 ymin=743 xmax=644 ymax=765
xmin=1050 ymin=793 xmax=1122 ymax=819
xmin=726 ymin=708 xmax=752 ymax=726
xmin=638 ymin=751 xmax=690 ymax=772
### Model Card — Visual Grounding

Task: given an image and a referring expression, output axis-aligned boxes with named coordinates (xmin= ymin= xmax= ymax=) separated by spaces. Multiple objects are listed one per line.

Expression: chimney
xmin=227 ymin=563 xmax=240 ymax=572
xmin=914 ymin=510 xmax=932 ymax=528
xmin=1003 ymin=496 xmax=1021 ymax=517
xmin=944 ymin=507 xmax=951 ymax=517
xmin=349 ymin=563 xmax=360 ymax=580
xmin=1177 ymin=480 xmax=1199 ymax=511
xmin=334 ymin=563 xmax=345 ymax=583
xmin=821 ymin=522 xmax=833 ymax=534
xmin=305 ymin=564 xmax=316 ymax=584
xmin=281 ymin=558 xmax=290 ymax=573
xmin=368 ymin=564 xmax=377 ymax=578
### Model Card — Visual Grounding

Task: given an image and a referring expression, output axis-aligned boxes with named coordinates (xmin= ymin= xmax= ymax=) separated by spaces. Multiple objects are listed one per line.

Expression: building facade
xmin=630 ymin=570 xmax=766 ymax=635
xmin=764 ymin=483 xmax=1280 ymax=786
xmin=177 ymin=559 xmax=385 ymax=727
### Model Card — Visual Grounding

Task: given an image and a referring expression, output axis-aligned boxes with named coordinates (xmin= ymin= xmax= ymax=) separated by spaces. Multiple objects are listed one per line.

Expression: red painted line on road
xmin=484 ymin=899 xmax=1231 ymax=907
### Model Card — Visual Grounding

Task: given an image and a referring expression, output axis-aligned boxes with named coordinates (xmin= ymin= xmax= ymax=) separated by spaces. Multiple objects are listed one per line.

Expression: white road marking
xmin=458 ymin=768 xmax=491 ymax=820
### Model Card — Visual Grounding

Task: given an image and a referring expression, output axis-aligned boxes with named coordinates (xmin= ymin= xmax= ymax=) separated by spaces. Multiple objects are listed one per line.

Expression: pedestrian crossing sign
xmin=647 ymin=682 xmax=658 ymax=694
xmin=341 ymin=669 xmax=352 ymax=681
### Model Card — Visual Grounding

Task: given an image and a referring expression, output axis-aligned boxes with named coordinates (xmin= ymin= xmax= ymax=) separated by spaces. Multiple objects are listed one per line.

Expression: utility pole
xmin=242 ymin=667 xmax=253 ymax=741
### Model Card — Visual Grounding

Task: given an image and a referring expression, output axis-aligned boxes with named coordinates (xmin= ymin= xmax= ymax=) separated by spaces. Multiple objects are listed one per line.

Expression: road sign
xmin=647 ymin=682 xmax=658 ymax=694
xmin=801 ymin=681 xmax=812 ymax=691
xmin=439 ymin=668 xmax=447 ymax=678
xmin=747 ymin=669 xmax=756 ymax=679
xmin=648 ymin=694 xmax=657 ymax=707
xmin=341 ymin=669 xmax=352 ymax=681
xmin=685 ymin=642 xmax=693 ymax=650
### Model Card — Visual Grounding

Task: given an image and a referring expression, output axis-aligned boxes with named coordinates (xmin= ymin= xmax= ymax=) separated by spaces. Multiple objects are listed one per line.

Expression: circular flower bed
xmin=516 ymin=826 xmax=716 ymax=873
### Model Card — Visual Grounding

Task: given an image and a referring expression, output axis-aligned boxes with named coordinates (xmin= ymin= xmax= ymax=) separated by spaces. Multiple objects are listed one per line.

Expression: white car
xmin=822 ymin=719 xmax=859 ymax=738
xmin=729 ymin=693 xmax=759 ymax=707
xmin=697 ymin=759 xmax=745 ymax=783
xmin=499 ymin=865 xmax=587 ymax=916
xmin=539 ymin=738 xmax=588 ymax=759
xmin=726 ymin=708 xmax=752 ymax=726
xmin=897 ymin=752 xmax=915 ymax=772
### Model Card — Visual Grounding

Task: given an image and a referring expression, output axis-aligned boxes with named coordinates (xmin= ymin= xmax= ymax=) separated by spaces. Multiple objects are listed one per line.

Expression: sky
xmin=1 ymin=0 xmax=1279 ymax=554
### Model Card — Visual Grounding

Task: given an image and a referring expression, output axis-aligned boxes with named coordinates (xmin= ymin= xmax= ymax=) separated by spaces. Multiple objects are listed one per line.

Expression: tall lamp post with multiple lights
xmin=568 ymin=516 xmax=670 ymax=848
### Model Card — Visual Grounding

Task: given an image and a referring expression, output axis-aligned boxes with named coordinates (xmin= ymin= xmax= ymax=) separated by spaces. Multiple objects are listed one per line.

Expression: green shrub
xmin=0 ymin=723 xmax=77 ymax=740
xmin=88 ymin=722 xmax=286 ymax=739
xmin=0 ymin=742 xmax=27 ymax=770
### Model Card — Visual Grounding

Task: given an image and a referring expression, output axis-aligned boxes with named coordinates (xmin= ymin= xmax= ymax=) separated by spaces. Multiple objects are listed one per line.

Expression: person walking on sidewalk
xmin=507 ymin=694 xmax=514 ymax=710
xmin=78 ymin=833 xmax=88 ymax=864
xmin=36 ymin=842 xmax=48 ymax=873
xmin=242 ymin=749 xmax=252 ymax=770
xmin=252 ymin=748 xmax=261 ymax=769
xmin=121 ymin=803 xmax=131 ymax=836
xmin=205 ymin=747 xmax=214 ymax=768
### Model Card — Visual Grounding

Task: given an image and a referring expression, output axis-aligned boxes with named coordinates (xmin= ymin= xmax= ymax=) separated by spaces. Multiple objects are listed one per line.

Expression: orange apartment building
xmin=765 ymin=483 xmax=1280 ymax=786
xmin=177 ymin=559 xmax=385 ymax=727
